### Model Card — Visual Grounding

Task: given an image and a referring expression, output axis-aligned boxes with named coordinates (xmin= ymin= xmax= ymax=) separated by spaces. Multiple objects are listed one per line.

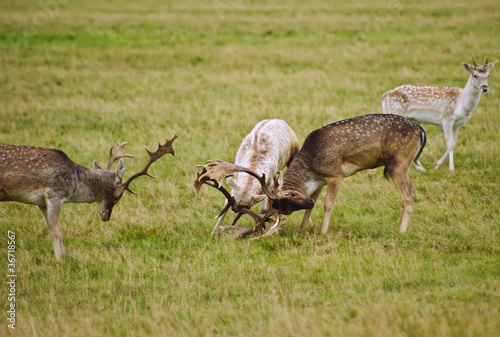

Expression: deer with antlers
xmin=195 ymin=115 xmax=426 ymax=237
xmin=0 ymin=135 xmax=177 ymax=261
xmin=197 ymin=119 xmax=299 ymax=236
xmin=382 ymin=57 xmax=497 ymax=170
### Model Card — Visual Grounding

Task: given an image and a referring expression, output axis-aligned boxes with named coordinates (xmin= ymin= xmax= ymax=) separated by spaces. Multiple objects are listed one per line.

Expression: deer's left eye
xmin=473 ymin=74 xmax=478 ymax=78
xmin=284 ymin=192 xmax=291 ymax=197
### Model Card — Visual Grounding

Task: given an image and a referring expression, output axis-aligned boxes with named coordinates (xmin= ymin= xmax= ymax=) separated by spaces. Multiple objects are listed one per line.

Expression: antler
xmin=123 ymin=135 xmax=178 ymax=193
xmin=107 ymin=141 xmax=136 ymax=171
xmin=193 ymin=160 xmax=276 ymax=200
xmin=485 ymin=58 xmax=489 ymax=65
xmin=472 ymin=56 xmax=478 ymax=67
xmin=194 ymin=160 xmax=282 ymax=237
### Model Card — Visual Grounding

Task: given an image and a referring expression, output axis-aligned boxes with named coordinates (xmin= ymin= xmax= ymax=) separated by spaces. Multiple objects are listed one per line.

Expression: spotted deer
xmin=195 ymin=114 xmax=426 ymax=238
xmin=0 ymin=136 xmax=177 ymax=261
xmin=382 ymin=57 xmax=497 ymax=170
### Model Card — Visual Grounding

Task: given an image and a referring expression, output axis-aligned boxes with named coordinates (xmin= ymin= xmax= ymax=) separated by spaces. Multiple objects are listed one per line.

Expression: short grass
xmin=0 ymin=0 xmax=499 ymax=336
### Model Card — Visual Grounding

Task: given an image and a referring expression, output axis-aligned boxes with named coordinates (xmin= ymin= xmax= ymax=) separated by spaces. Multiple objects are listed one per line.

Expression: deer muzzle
xmin=481 ymin=85 xmax=488 ymax=92
xmin=99 ymin=209 xmax=112 ymax=221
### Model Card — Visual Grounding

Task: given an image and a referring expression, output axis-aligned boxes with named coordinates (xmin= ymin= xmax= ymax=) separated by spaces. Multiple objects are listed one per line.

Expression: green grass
xmin=1 ymin=0 xmax=499 ymax=336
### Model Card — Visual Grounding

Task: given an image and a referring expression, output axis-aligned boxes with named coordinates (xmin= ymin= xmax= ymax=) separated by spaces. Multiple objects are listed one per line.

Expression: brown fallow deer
xmin=195 ymin=114 xmax=426 ymax=238
xmin=196 ymin=119 xmax=299 ymax=236
xmin=0 ymin=135 xmax=177 ymax=261
xmin=382 ymin=57 xmax=497 ymax=170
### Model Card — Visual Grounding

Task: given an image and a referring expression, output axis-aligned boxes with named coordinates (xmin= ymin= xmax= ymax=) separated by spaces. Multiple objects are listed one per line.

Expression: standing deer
xmin=382 ymin=57 xmax=497 ymax=170
xmin=199 ymin=119 xmax=299 ymax=235
xmin=0 ymin=136 xmax=177 ymax=261
xmin=195 ymin=114 xmax=426 ymax=237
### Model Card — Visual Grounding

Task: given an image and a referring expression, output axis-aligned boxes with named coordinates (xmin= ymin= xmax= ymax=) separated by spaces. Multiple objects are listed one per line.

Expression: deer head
xmin=463 ymin=57 xmax=497 ymax=92
xmin=95 ymin=135 xmax=177 ymax=221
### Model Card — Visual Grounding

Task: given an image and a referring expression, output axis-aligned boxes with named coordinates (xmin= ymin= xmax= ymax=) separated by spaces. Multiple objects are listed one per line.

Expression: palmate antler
xmin=123 ymin=135 xmax=178 ymax=193
xmin=107 ymin=141 xmax=136 ymax=171
xmin=193 ymin=160 xmax=284 ymax=238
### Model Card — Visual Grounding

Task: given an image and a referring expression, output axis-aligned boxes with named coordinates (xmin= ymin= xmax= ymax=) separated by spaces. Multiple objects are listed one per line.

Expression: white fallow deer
xmin=382 ymin=57 xmax=497 ymax=170
xmin=195 ymin=114 xmax=426 ymax=237
xmin=196 ymin=119 xmax=299 ymax=236
xmin=0 ymin=136 xmax=177 ymax=261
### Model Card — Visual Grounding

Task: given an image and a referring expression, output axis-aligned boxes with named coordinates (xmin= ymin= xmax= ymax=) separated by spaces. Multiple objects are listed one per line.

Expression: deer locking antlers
xmin=194 ymin=160 xmax=284 ymax=239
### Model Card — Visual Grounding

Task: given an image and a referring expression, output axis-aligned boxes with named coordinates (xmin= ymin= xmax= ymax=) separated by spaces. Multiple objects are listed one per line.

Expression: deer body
xmin=274 ymin=114 xmax=426 ymax=233
xmin=0 ymin=137 xmax=176 ymax=261
xmin=382 ymin=58 xmax=497 ymax=170
xmin=213 ymin=119 xmax=299 ymax=234
xmin=1 ymin=145 xmax=122 ymax=210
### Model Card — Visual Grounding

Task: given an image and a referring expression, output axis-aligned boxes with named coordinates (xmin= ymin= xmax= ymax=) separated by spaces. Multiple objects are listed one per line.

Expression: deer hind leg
xmin=299 ymin=188 xmax=323 ymax=230
xmin=38 ymin=200 xmax=65 ymax=261
xmin=321 ymin=177 xmax=344 ymax=234
xmin=386 ymin=165 xmax=415 ymax=233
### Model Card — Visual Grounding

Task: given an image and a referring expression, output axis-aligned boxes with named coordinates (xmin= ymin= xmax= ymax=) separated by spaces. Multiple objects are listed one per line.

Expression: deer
xmin=0 ymin=135 xmax=177 ymax=261
xmin=197 ymin=119 xmax=299 ymax=235
xmin=195 ymin=114 xmax=426 ymax=238
xmin=382 ymin=57 xmax=497 ymax=171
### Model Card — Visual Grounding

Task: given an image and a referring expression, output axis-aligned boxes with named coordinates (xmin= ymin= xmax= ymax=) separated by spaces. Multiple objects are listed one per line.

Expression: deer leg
xmin=387 ymin=167 xmax=415 ymax=233
xmin=212 ymin=200 xmax=229 ymax=235
xmin=38 ymin=200 xmax=64 ymax=261
xmin=321 ymin=178 xmax=343 ymax=234
xmin=449 ymin=126 xmax=461 ymax=170
xmin=435 ymin=123 xmax=454 ymax=170
xmin=258 ymin=196 xmax=270 ymax=213
xmin=299 ymin=188 xmax=323 ymax=230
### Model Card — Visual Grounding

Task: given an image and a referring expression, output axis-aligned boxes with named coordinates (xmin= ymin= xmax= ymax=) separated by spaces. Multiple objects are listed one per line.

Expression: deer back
xmin=282 ymin=114 xmax=425 ymax=194
xmin=230 ymin=119 xmax=299 ymax=207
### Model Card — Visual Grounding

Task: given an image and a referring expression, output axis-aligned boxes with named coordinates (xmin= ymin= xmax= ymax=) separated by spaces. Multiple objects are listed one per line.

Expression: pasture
xmin=0 ymin=0 xmax=499 ymax=336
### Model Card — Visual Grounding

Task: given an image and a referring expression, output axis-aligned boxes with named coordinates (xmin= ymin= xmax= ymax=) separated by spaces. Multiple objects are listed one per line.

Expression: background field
xmin=1 ymin=0 xmax=499 ymax=336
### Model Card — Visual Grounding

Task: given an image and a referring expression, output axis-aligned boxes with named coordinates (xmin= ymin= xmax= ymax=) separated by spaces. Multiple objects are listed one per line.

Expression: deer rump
xmin=195 ymin=114 xmax=426 ymax=238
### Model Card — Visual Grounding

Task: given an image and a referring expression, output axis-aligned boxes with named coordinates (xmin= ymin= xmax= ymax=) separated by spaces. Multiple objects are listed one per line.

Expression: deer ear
xmin=487 ymin=60 xmax=498 ymax=71
xmin=462 ymin=62 xmax=474 ymax=73
xmin=94 ymin=160 xmax=104 ymax=170
xmin=227 ymin=176 xmax=237 ymax=189
xmin=116 ymin=159 xmax=125 ymax=180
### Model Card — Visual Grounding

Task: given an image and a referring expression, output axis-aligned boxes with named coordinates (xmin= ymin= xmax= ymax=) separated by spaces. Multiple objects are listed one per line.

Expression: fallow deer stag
xmin=0 ymin=135 xmax=177 ymax=261
xmin=382 ymin=57 xmax=497 ymax=170
xmin=195 ymin=119 xmax=299 ymax=236
xmin=196 ymin=115 xmax=426 ymax=237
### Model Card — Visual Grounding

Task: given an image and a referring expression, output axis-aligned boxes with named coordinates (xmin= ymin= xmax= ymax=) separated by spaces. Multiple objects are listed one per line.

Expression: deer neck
xmin=282 ymin=155 xmax=318 ymax=197
xmin=459 ymin=75 xmax=482 ymax=113
xmin=66 ymin=165 xmax=114 ymax=203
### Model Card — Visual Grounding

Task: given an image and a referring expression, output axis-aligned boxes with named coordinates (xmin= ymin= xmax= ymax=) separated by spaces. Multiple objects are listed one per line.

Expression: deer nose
xmin=482 ymin=86 xmax=488 ymax=92
xmin=307 ymin=199 xmax=315 ymax=208
xmin=99 ymin=210 xmax=111 ymax=221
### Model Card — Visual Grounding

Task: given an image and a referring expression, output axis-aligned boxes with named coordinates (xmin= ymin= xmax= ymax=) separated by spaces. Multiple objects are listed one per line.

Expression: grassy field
xmin=1 ymin=0 xmax=499 ymax=336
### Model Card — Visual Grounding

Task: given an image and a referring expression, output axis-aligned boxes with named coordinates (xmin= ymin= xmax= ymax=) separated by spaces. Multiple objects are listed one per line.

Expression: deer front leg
xmin=321 ymin=178 xmax=344 ymax=234
xmin=435 ymin=122 xmax=455 ymax=170
xmin=299 ymin=188 xmax=323 ymax=230
xmin=38 ymin=199 xmax=64 ymax=261
xmin=212 ymin=200 xmax=229 ymax=235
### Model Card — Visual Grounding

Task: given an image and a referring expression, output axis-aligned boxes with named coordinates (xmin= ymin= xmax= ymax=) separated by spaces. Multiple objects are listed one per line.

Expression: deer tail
xmin=413 ymin=126 xmax=427 ymax=170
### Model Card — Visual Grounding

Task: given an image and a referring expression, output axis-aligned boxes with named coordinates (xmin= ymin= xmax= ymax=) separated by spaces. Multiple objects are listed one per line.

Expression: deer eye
xmin=473 ymin=74 xmax=478 ymax=78
xmin=284 ymin=192 xmax=291 ymax=197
